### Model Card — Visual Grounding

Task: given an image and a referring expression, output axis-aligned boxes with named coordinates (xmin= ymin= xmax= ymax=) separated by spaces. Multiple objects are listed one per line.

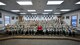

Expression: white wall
xmin=0 ymin=11 xmax=18 ymax=27
xmin=63 ymin=10 xmax=80 ymax=27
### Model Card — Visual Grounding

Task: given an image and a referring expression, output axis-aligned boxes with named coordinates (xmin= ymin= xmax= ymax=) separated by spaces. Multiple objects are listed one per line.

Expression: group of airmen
xmin=5 ymin=24 xmax=76 ymax=37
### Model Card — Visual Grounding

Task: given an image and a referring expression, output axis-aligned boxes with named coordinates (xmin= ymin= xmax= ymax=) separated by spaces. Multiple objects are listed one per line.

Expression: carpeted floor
xmin=0 ymin=39 xmax=80 ymax=45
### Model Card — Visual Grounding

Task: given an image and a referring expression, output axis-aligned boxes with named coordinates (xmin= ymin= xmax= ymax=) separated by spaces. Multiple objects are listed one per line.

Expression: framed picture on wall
xmin=79 ymin=19 xmax=80 ymax=24
xmin=66 ymin=16 xmax=69 ymax=19
xmin=16 ymin=17 xmax=18 ymax=19
xmin=79 ymin=22 xmax=80 ymax=24
xmin=0 ymin=12 xmax=2 ymax=18
xmin=79 ymin=19 xmax=80 ymax=22
xmin=62 ymin=16 xmax=64 ymax=19
xmin=57 ymin=16 xmax=61 ymax=18
xmin=0 ymin=21 xmax=2 ymax=24
xmin=12 ymin=16 xmax=14 ymax=20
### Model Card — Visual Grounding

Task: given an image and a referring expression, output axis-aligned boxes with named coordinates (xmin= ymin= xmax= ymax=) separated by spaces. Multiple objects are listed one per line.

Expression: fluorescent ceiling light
xmin=75 ymin=1 xmax=80 ymax=4
xmin=31 ymin=13 xmax=37 ymax=14
xmin=27 ymin=10 xmax=36 ymax=12
xmin=17 ymin=1 xmax=32 ymax=5
xmin=60 ymin=9 xmax=70 ymax=11
xmin=47 ymin=1 xmax=63 ymax=5
xmin=0 ymin=2 xmax=6 ymax=5
xmin=11 ymin=10 xmax=20 ymax=12
xmin=43 ymin=13 xmax=48 ymax=14
xmin=44 ymin=10 xmax=53 ymax=11
xmin=54 ymin=13 xmax=60 ymax=14
xmin=20 ymin=13 xmax=26 ymax=14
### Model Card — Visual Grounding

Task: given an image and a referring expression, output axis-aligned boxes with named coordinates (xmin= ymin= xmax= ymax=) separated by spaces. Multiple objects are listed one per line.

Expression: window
xmin=4 ymin=16 xmax=10 ymax=26
xmin=71 ymin=16 xmax=77 ymax=27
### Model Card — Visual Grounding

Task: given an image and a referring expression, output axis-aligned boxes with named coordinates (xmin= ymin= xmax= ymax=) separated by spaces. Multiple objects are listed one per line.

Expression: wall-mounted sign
xmin=71 ymin=16 xmax=77 ymax=27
